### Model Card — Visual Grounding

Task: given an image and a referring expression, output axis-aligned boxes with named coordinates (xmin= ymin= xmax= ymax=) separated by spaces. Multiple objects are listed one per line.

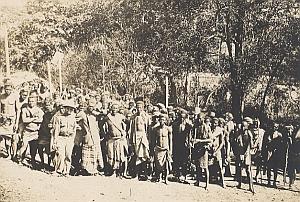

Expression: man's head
xmin=253 ymin=118 xmax=260 ymax=129
xmin=101 ymin=91 xmax=110 ymax=103
xmin=28 ymin=96 xmax=38 ymax=108
xmin=62 ymin=100 xmax=76 ymax=115
xmin=69 ymin=89 xmax=76 ymax=98
xmin=136 ymin=101 xmax=144 ymax=113
xmin=53 ymin=92 xmax=60 ymax=99
xmin=87 ymin=98 xmax=96 ymax=112
xmin=204 ymin=117 xmax=211 ymax=126
xmin=152 ymin=111 xmax=160 ymax=123
xmin=285 ymin=125 xmax=294 ymax=135
xmin=242 ymin=120 xmax=249 ymax=129
xmin=44 ymin=98 xmax=53 ymax=112
xmin=168 ymin=111 xmax=176 ymax=123
xmin=95 ymin=94 xmax=101 ymax=102
xmin=129 ymin=100 xmax=135 ymax=109
xmin=64 ymin=106 xmax=75 ymax=115
xmin=78 ymin=101 xmax=87 ymax=112
xmin=124 ymin=94 xmax=130 ymax=101
xmin=125 ymin=111 xmax=132 ymax=120
xmin=225 ymin=112 xmax=233 ymax=122
xmin=4 ymin=82 xmax=13 ymax=96
xmin=159 ymin=114 xmax=167 ymax=126
xmin=111 ymin=102 xmax=119 ymax=115
xmin=20 ymin=89 xmax=29 ymax=101
xmin=180 ymin=109 xmax=188 ymax=120
xmin=75 ymin=88 xmax=82 ymax=95
xmin=219 ymin=118 xmax=226 ymax=127
xmin=209 ymin=111 xmax=216 ymax=119
xmin=273 ymin=122 xmax=279 ymax=131
xmin=212 ymin=118 xmax=219 ymax=129
xmin=243 ymin=117 xmax=253 ymax=129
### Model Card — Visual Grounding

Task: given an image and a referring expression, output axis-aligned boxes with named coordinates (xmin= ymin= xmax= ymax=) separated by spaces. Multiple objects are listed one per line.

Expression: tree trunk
xmin=231 ymin=85 xmax=244 ymax=124
xmin=259 ymin=76 xmax=274 ymax=120
xmin=169 ymin=75 xmax=177 ymax=105
xmin=259 ymin=56 xmax=285 ymax=120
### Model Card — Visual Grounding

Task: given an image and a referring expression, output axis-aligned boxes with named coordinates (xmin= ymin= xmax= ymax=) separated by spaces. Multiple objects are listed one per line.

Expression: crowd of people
xmin=0 ymin=79 xmax=299 ymax=194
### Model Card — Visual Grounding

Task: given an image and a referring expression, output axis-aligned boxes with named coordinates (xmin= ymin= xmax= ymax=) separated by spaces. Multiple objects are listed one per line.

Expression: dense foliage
xmin=0 ymin=0 xmax=299 ymax=121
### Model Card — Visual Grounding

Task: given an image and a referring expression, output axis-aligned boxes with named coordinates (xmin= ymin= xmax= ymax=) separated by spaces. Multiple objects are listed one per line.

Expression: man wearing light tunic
xmin=104 ymin=102 xmax=128 ymax=177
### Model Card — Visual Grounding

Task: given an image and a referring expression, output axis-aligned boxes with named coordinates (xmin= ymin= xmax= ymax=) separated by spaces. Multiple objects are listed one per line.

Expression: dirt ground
xmin=0 ymin=145 xmax=299 ymax=202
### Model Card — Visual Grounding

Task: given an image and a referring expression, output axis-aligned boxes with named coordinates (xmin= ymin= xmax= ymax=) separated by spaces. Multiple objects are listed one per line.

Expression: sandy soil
xmin=0 ymin=147 xmax=299 ymax=202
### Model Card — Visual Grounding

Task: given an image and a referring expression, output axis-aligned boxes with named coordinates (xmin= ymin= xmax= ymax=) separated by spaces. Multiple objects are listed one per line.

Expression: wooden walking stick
xmin=283 ymin=137 xmax=291 ymax=186
xmin=192 ymin=128 xmax=197 ymax=148
xmin=249 ymin=163 xmax=255 ymax=194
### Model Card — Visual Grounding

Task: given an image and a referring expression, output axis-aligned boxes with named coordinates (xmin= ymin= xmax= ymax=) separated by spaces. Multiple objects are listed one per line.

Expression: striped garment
xmin=81 ymin=143 xmax=103 ymax=174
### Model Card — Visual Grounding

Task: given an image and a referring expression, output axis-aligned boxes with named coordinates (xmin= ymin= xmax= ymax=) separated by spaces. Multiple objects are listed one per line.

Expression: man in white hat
xmin=51 ymin=100 xmax=77 ymax=176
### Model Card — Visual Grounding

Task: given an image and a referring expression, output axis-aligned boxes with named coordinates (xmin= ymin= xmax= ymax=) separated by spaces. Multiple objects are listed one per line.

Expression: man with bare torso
xmin=210 ymin=118 xmax=225 ymax=188
xmin=152 ymin=114 xmax=172 ymax=184
xmin=129 ymin=101 xmax=151 ymax=180
xmin=0 ymin=81 xmax=20 ymax=159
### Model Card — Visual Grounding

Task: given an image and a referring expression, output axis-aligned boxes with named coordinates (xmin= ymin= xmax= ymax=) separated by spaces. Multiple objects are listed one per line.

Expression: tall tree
xmin=213 ymin=0 xmax=300 ymax=122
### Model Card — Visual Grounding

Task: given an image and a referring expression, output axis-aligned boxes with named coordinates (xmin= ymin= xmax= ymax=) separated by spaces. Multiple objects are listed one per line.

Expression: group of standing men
xmin=0 ymin=79 xmax=299 ymax=194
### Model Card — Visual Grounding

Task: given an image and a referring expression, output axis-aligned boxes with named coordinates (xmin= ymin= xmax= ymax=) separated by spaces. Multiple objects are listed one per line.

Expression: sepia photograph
xmin=0 ymin=0 xmax=299 ymax=201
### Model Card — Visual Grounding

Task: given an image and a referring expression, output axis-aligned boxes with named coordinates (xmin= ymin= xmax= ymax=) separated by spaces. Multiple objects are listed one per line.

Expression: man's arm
xmin=50 ymin=116 xmax=60 ymax=150
xmin=32 ymin=109 xmax=44 ymax=124
xmin=81 ymin=113 xmax=90 ymax=137
xmin=214 ymin=129 xmax=225 ymax=154
xmin=168 ymin=127 xmax=173 ymax=155
xmin=258 ymin=130 xmax=265 ymax=151
xmin=21 ymin=108 xmax=35 ymax=124
xmin=14 ymin=100 xmax=21 ymax=131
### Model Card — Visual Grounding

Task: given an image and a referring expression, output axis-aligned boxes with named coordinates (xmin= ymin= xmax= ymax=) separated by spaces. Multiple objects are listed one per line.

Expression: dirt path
xmin=0 ymin=154 xmax=299 ymax=202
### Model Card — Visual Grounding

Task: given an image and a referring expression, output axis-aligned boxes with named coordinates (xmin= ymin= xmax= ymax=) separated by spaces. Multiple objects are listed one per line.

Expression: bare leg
xmin=18 ymin=140 xmax=29 ymax=162
xmin=4 ymin=139 xmax=11 ymax=158
xmin=218 ymin=161 xmax=225 ymax=188
xmin=289 ymin=168 xmax=296 ymax=188
xmin=163 ymin=162 xmax=169 ymax=184
xmin=123 ymin=157 xmax=128 ymax=177
xmin=45 ymin=145 xmax=51 ymax=168
xmin=254 ymin=165 xmax=260 ymax=181
xmin=246 ymin=166 xmax=255 ymax=193
xmin=11 ymin=134 xmax=19 ymax=159
xmin=205 ymin=167 xmax=209 ymax=190
xmin=237 ymin=164 xmax=242 ymax=188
